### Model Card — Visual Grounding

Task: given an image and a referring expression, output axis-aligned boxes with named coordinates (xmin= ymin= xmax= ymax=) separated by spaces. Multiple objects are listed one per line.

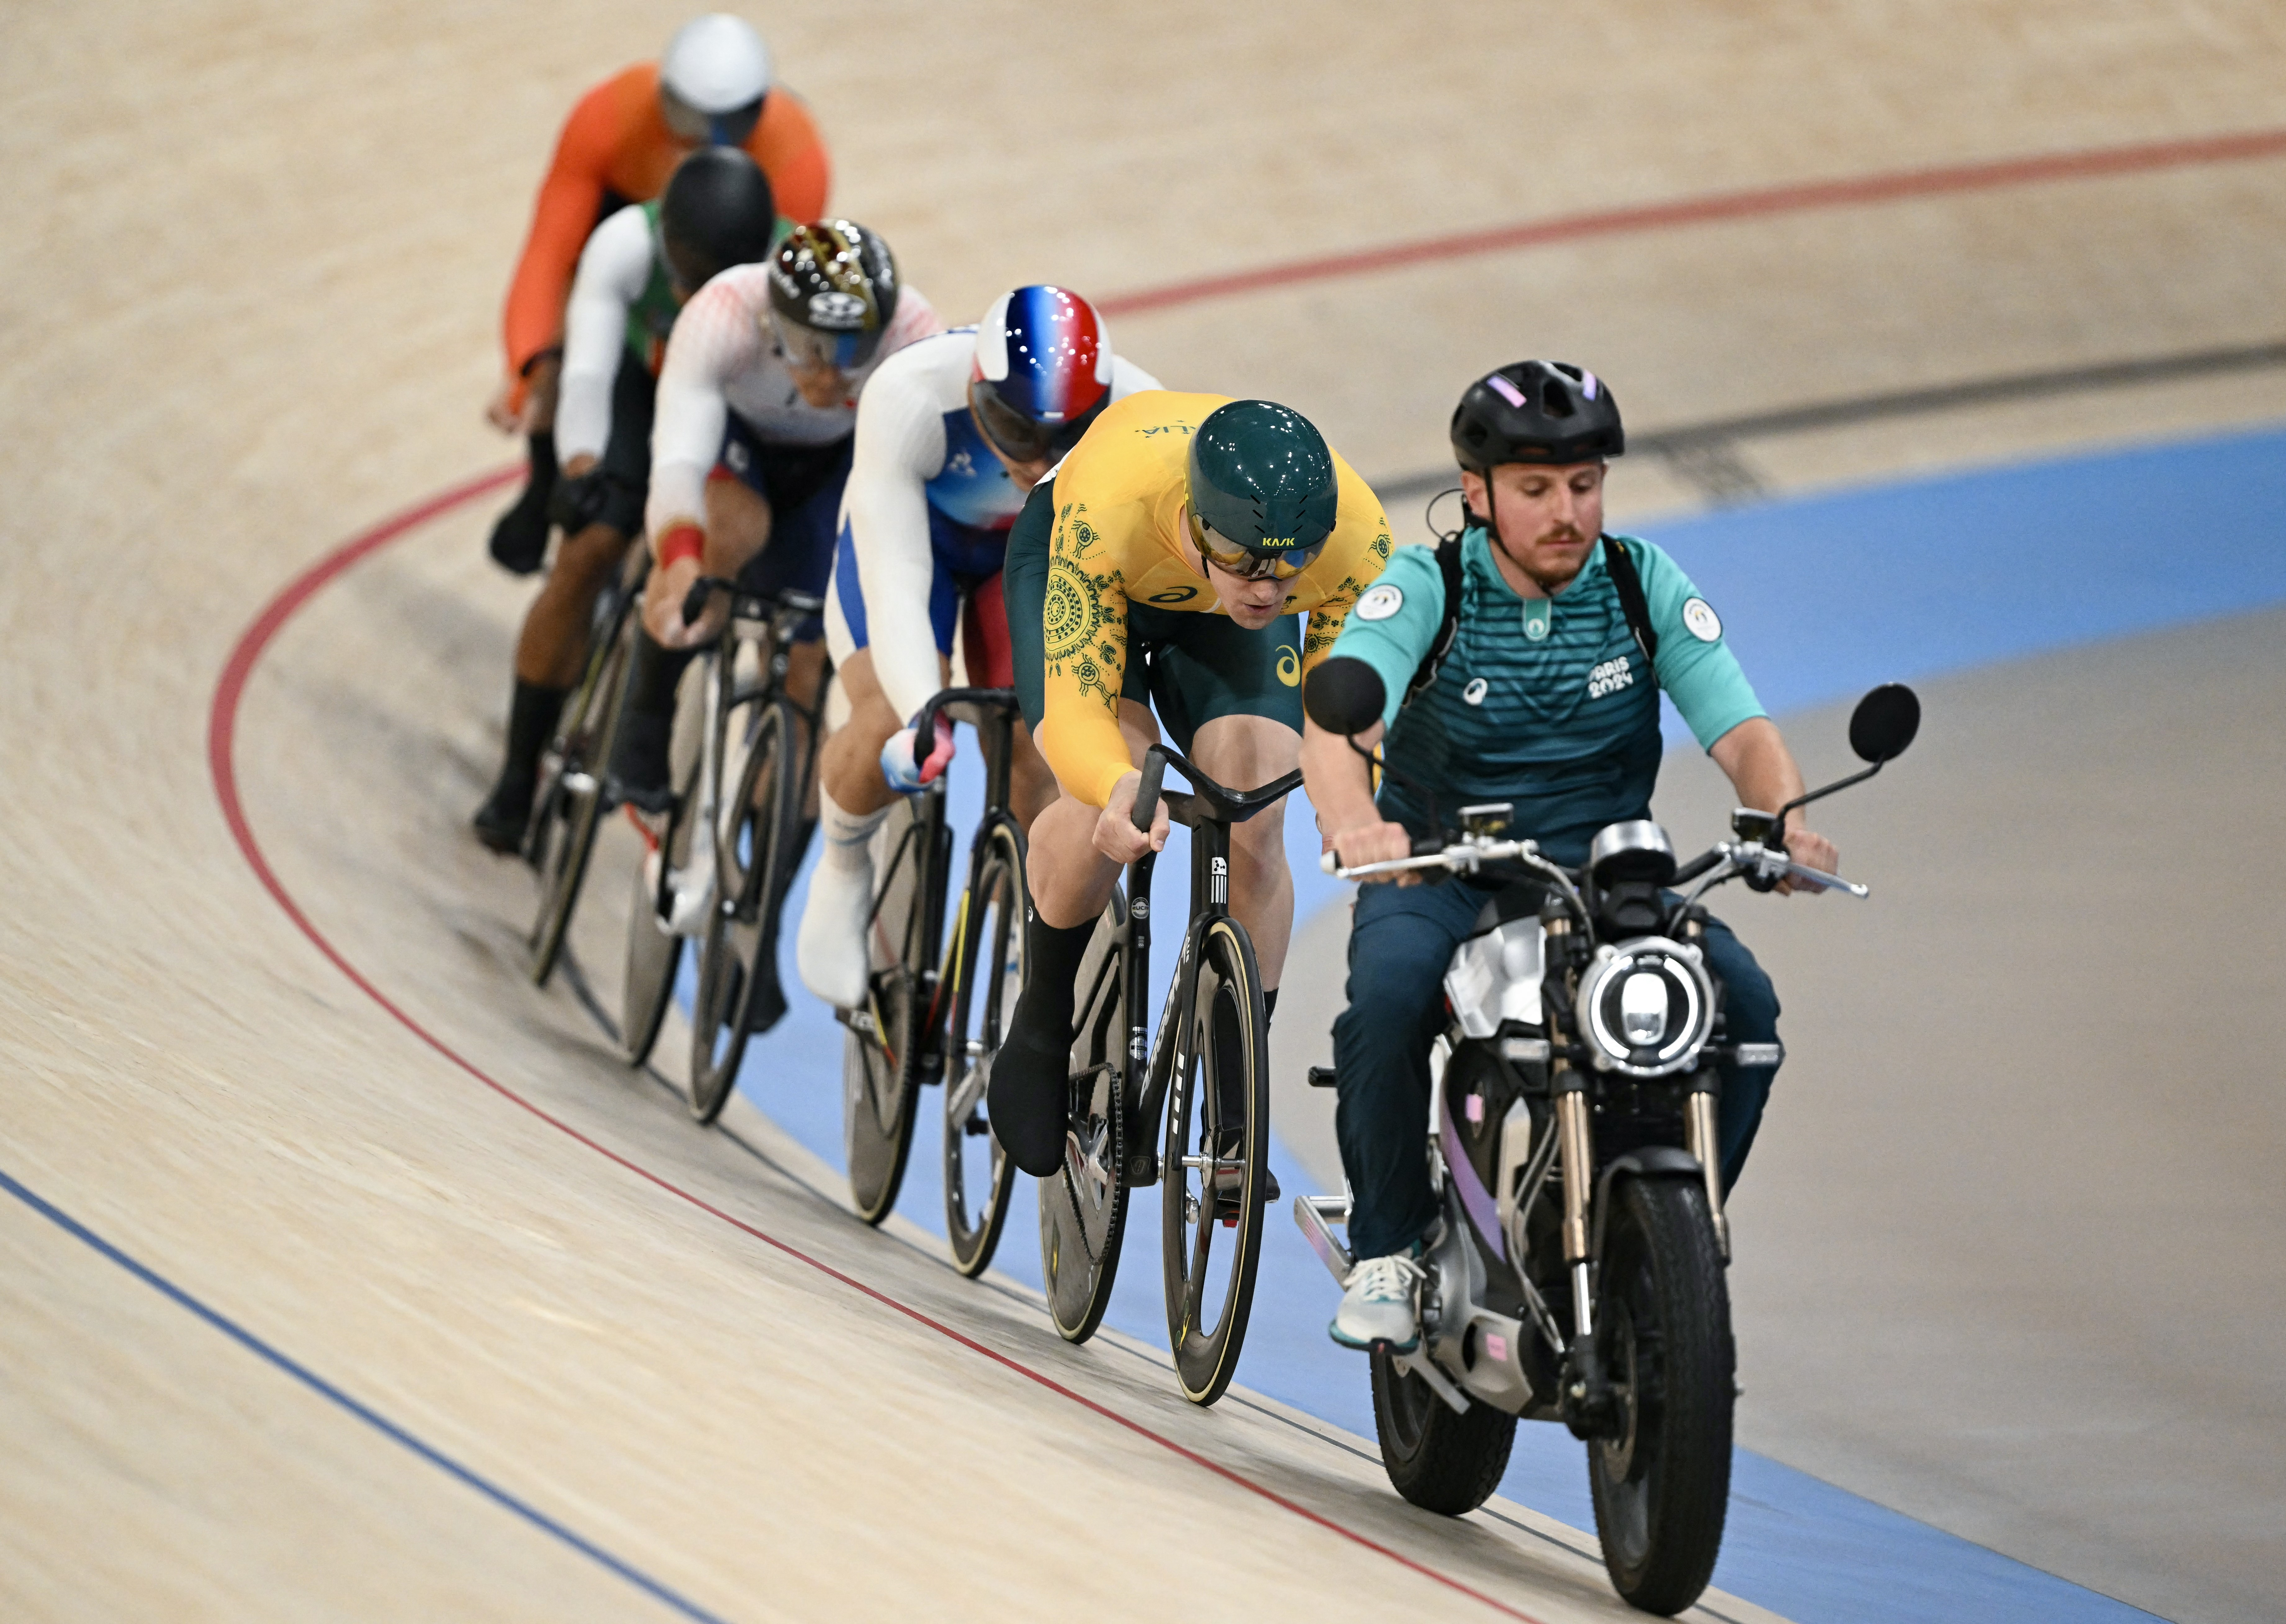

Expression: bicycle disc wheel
xmin=619 ymin=672 xmax=709 ymax=1068
xmin=1162 ymin=915 xmax=1269 ymax=1406
xmin=687 ymin=700 xmax=803 ymax=1123
xmin=842 ymin=795 xmax=944 ymax=1223
xmin=1038 ymin=891 xmax=1130 ymax=1343
xmin=942 ymin=816 xmax=1026 ymax=1277
xmin=529 ymin=616 xmax=633 ymax=987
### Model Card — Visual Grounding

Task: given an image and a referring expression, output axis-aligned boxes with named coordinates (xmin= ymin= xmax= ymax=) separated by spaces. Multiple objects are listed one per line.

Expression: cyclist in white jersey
xmin=793 ymin=287 xmax=1159 ymax=1009
xmin=605 ymin=223 xmax=940 ymax=833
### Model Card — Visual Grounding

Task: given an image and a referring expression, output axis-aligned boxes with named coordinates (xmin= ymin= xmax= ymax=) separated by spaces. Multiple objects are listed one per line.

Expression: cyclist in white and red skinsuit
xmin=604 ymin=223 xmax=938 ymax=830
xmin=793 ymin=286 xmax=1159 ymax=1010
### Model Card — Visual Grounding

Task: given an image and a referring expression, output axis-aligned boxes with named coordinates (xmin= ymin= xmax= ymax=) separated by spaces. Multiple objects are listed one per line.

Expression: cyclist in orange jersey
xmin=483 ymin=14 xmax=832 ymax=569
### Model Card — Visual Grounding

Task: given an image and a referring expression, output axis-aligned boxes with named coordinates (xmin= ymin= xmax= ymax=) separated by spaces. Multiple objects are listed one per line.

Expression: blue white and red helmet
xmin=967 ymin=286 xmax=1115 ymax=462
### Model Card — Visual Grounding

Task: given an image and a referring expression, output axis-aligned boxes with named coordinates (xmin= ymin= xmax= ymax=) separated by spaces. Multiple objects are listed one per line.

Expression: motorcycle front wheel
xmin=1588 ymin=1176 xmax=1733 ymax=1617
xmin=1369 ymin=1347 xmax=1516 ymax=1515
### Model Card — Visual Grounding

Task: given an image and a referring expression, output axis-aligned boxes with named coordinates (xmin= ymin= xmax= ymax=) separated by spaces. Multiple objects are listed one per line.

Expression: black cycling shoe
xmin=471 ymin=775 xmax=534 ymax=853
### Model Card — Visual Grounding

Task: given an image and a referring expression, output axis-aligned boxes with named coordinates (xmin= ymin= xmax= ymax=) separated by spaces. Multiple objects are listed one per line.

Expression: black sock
xmin=525 ymin=430 xmax=558 ymax=493
xmin=1014 ymin=907 xmax=1098 ymax=1044
xmin=502 ymin=680 xmax=566 ymax=787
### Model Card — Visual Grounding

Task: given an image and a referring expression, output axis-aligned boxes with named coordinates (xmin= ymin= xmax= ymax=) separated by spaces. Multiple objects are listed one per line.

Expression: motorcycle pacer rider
xmin=984 ymin=394 xmax=1395 ymax=1183
xmin=473 ymin=146 xmax=786 ymax=849
xmin=1299 ymin=360 xmax=1838 ymax=1353
xmin=606 ymin=218 xmax=942 ymax=928
xmin=792 ymin=287 xmax=1160 ymax=1010
xmin=483 ymin=13 xmax=832 ymax=569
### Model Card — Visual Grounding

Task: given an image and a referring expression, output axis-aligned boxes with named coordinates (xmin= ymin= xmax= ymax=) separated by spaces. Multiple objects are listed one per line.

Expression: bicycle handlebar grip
xmin=680 ymin=577 xmax=714 ymax=628
xmin=1132 ymin=749 xmax=1167 ymax=835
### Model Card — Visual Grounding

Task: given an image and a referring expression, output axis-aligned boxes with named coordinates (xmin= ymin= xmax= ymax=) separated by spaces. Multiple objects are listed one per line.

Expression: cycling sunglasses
xmin=968 ymin=380 xmax=1104 ymax=466
xmin=660 ymin=87 xmax=764 ymax=149
xmin=1188 ymin=509 xmax=1326 ymax=582
xmin=770 ymin=310 xmax=882 ymax=373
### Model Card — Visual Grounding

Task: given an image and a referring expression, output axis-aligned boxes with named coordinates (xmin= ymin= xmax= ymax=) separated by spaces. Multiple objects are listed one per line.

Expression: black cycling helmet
xmin=659 ymin=146 xmax=778 ymax=295
xmin=768 ymin=221 xmax=899 ymax=369
xmin=1451 ymin=360 xmax=1624 ymax=471
xmin=1186 ymin=400 xmax=1341 ymax=580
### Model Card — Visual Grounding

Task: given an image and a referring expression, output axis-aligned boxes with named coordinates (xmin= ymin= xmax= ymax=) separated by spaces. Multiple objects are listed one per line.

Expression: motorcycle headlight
xmin=1577 ymin=939 xmax=1715 ymax=1077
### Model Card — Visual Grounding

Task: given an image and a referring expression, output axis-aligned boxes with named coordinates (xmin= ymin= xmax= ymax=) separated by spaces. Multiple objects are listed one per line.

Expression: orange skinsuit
xmin=1034 ymin=391 xmax=1394 ymax=807
xmin=499 ymin=63 xmax=830 ymax=411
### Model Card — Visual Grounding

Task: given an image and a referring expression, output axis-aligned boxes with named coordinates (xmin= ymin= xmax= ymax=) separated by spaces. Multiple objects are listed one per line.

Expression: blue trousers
xmin=1330 ymin=879 xmax=1781 ymax=1260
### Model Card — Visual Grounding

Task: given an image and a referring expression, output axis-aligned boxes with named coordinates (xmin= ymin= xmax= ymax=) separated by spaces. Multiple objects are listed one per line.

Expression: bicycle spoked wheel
xmin=1162 ymin=916 xmax=1270 ymax=1405
xmin=529 ymin=618 xmax=633 ymax=987
xmin=619 ymin=664 xmax=710 ymax=1068
xmin=843 ymin=795 xmax=943 ymax=1223
xmin=687 ymin=700 xmax=803 ymax=1123
xmin=942 ymin=816 xmax=1026 ymax=1277
xmin=1039 ymin=891 xmax=1130 ymax=1343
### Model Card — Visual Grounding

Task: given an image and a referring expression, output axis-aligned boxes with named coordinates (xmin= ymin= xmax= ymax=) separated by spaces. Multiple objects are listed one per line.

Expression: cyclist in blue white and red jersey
xmin=793 ymin=286 xmax=1160 ymax=1009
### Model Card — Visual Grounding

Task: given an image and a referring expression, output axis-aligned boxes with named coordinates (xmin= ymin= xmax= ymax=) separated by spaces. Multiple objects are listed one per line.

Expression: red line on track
xmin=207 ymin=475 xmax=1550 ymax=1620
xmin=1096 ymin=124 xmax=2286 ymax=316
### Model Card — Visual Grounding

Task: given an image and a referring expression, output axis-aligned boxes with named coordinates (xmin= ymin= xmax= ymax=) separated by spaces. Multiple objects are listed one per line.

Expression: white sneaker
xmin=1330 ymin=1251 xmax=1425 ymax=1352
xmin=796 ymin=857 xmax=875 ymax=1009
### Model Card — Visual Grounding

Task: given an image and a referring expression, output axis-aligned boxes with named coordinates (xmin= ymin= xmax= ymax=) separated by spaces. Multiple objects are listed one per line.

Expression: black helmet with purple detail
xmin=1450 ymin=360 xmax=1624 ymax=470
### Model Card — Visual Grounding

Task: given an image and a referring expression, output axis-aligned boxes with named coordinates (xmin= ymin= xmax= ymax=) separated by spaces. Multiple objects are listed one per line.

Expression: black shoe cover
xmin=987 ymin=1022 xmax=1073 ymax=1177
xmin=488 ymin=434 xmax=557 ymax=574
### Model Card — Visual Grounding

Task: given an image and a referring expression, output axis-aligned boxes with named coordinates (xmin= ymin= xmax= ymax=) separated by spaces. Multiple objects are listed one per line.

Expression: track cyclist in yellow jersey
xmin=985 ymin=394 xmax=1395 ymax=1177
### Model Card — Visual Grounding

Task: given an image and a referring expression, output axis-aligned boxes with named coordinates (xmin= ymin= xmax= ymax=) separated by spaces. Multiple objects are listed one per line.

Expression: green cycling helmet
xmin=1186 ymin=400 xmax=1340 ymax=580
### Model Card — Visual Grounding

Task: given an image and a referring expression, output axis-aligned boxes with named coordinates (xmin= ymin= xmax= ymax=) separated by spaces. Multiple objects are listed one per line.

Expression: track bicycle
xmin=1039 ymin=744 xmax=1295 ymax=1406
xmin=526 ymin=547 xmax=648 ymax=985
xmin=623 ymin=576 xmax=823 ymax=1097
xmin=838 ymin=686 xmax=1028 ymax=1256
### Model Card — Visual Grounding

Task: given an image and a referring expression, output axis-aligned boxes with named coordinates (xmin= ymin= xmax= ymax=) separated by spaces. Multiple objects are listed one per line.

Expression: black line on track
xmin=1373 ymin=336 xmax=2286 ymax=505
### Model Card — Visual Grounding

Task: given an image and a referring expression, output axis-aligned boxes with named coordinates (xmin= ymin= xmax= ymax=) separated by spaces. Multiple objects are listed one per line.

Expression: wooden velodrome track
xmin=5 ymin=2 xmax=2284 ymax=1619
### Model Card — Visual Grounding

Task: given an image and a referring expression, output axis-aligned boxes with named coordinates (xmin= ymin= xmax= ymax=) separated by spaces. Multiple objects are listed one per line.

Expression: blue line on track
xmin=0 ymin=1163 xmax=735 ymax=1624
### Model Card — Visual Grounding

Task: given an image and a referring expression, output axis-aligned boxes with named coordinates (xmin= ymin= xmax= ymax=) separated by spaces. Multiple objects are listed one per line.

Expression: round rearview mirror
xmin=1304 ymin=656 xmax=1388 ymax=737
xmin=1849 ymin=683 xmax=1920 ymax=764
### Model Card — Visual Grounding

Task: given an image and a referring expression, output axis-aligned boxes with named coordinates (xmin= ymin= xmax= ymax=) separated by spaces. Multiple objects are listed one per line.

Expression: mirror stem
xmin=1773 ymin=759 xmax=1885 ymax=835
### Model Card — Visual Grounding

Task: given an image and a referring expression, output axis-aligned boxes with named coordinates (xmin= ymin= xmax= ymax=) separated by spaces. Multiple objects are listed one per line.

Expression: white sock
xmin=819 ymin=790 xmax=889 ymax=873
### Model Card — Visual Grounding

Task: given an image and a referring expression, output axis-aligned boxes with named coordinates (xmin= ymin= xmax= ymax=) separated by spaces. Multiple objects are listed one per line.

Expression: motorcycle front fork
xmin=1554 ymin=1070 xmax=1611 ymax=1436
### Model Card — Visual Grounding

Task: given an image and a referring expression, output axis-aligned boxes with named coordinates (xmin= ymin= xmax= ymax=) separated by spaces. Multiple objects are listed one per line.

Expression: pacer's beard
xmin=1499 ymin=524 xmax=1591 ymax=596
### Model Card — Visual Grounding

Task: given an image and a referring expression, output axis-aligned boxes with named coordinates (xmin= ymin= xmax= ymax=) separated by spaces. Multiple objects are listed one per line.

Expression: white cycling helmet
xmin=660 ymin=15 xmax=772 ymax=143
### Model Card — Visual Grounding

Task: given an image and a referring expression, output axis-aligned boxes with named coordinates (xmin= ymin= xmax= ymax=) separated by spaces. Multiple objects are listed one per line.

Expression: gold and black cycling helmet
xmin=767 ymin=220 xmax=901 ymax=371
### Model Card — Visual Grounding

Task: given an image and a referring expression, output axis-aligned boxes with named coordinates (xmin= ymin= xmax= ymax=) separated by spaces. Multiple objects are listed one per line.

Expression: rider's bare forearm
xmin=1709 ymin=717 xmax=1806 ymax=831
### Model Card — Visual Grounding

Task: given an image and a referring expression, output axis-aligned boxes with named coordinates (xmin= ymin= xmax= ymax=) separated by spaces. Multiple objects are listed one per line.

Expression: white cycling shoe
xmin=1330 ymin=1251 xmax=1425 ymax=1353
xmin=796 ymin=857 xmax=876 ymax=1010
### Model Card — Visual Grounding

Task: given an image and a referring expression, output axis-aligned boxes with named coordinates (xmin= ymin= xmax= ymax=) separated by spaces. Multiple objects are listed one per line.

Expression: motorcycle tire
xmin=1370 ymin=1347 xmax=1516 ymax=1515
xmin=1588 ymin=1176 xmax=1734 ymax=1617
